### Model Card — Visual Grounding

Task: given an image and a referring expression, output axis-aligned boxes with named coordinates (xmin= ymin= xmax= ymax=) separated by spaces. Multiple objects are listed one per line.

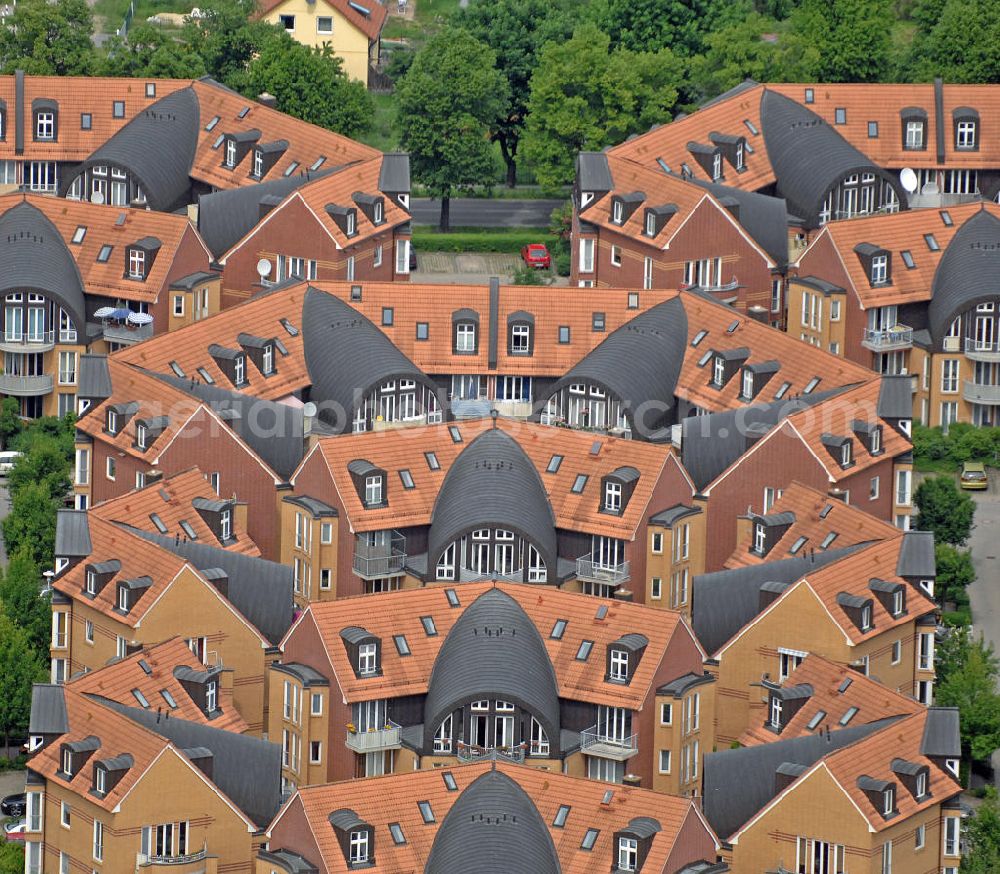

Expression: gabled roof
xmin=726 ymin=481 xmax=901 ymax=569
xmin=739 ymin=653 xmax=923 ymax=746
xmin=293 ymin=581 xmax=698 ymax=709
xmin=68 ymin=637 xmax=248 ymax=733
xmin=256 ymin=0 xmax=387 ymax=41
xmin=90 ymin=467 xmax=260 ymax=556
xmin=279 ymin=760 xmax=714 ymax=874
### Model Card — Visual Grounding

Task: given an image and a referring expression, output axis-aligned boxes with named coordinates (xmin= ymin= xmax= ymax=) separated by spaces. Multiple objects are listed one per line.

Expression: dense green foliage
xmin=963 ymin=788 xmax=1000 ymax=873
xmin=0 ymin=835 xmax=26 ymax=872
xmin=397 ymin=28 xmax=509 ymax=229
xmin=412 ymin=227 xmax=552 ymax=253
xmin=913 ymin=422 xmax=1000 ymax=472
xmin=0 ymin=0 xmax=96 ymax=75
xmin=936 ymin=628 xmax=1000 ymax=763
xmin=914 ymin=475 xmax=976 ymax=546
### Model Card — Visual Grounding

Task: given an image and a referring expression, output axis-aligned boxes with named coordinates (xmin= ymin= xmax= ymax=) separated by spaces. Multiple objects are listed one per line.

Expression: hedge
xmin=412 ymin=226 xmax=554 ymax=254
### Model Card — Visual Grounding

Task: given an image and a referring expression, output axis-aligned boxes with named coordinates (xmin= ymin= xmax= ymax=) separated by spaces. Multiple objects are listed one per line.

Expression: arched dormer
xmin=422 ymin=588 xmax=560 ymax=759
xmin=427 ymin=427 xmax=556 ymax=584
xmin=425 ymin=769 xmax=560 ymax=874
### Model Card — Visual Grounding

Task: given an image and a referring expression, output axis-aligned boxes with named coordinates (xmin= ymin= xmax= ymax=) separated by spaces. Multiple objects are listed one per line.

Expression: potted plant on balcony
xmin=346 ymin=722 xmax=357 ymax=733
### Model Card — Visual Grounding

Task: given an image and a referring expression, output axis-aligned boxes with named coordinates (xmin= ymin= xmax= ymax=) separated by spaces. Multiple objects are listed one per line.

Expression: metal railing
xmin=353 ymin=531 xmax=406 ymax=578
xmin=345 ymin=720 xmax=402 ymax=752
xmin=103 ymin=322 xmax=153 ymax=346
xmin=576 ymin=553 xmax=630 ymax=585
xmin=0 ymin=330 xmax=55 ymax=351
xmin=580 ymin=725 xmax=639 ymax=759
xmin=861 ymin=325 xmax=913 ymax=350
xmin=456 ymin=741 xmax=526 ymax=764
xmin=963 ymin=380 xmax=1000 ymax=405
xmin=136 ymin=844 xmax=209 ymax=867
xmin=964 ymin=337 xmax=1000 ymax=359
xmin=0 ymin=373 xmax=52 ymax=395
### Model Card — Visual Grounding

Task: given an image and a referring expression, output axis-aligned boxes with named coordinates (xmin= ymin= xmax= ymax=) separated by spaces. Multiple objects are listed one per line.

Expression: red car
xmin=520 ymin=243 xmax=551 ymax=269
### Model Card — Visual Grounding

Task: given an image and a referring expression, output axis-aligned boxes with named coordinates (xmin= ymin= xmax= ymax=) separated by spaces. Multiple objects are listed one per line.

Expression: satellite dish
xmin=256 ymin=258 xmax=272 ymax=279
xmin=900 ymin=168 xmax=918 ymax=194
xmin=90 ymin=190 xmax=105 ymax=205
xmin=302 ymin=402 xmax=317 ymax=418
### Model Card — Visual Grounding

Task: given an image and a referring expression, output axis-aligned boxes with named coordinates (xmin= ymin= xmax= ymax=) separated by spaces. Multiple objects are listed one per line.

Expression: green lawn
xmin=383 ymin=0 xmax=461 ymax=42
xmin=92 ymin=0 xmax=191 ymax=34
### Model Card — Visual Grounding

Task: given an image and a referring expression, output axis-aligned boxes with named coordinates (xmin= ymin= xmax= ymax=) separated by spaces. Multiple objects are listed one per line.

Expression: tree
xmin=246 ymin=37 xmax=373 ymax=138
xmin=0 ymin=606 xmax=45 ymax=757
xmin=0 ymin=549 xmax=49 ymax=652
xmin=963 ymin=787 xmax=1000 ymax=873
xmin=101 ymin=23 xmax=207 ymax=79
xmin=935 ymin=543 xmax=976 ymax=604
xmin=904 ymin=0 xmax=1000 ymax=83
xmin=2 ymin=481 xmax=58 ymax=569
xmin=8 ymin=436 xmax=72 ymax=503
xmin=935 ymin=628 xmax=1000 ymax=762
xmin=181 ymin=0 xmax=283 ymax=90
xmin=456 ymin=0 xmax=575 ymax=187
xmin=0 ymin=0 xmax=96 ymax=76
xmin=687 ymin=13 xmax=783 ymax=102
xmin=914 ymin=475 xmax=976 ymax=546
xmin=522 ymin=24 xmax=682 ymax=191
xmin=602 ymin=0 xmax=752 ymax=57
xmin=397 ymin=28 xmax=509 ymax=231
xmin=0 ymin=398 xmax=20 ymax=451
xmin=0 ymin=837 xmax=25 ymax=874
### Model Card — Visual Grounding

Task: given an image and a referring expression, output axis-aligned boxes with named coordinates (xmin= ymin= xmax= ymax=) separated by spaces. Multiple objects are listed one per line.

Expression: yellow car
xmin=960 ymin=461 xmax=989 ymax=490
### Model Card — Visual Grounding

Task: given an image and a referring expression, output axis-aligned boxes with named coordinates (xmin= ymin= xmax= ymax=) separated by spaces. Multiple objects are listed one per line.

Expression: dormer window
xmin=609 ymin=648 xmax=628 ymax=682
xmin=604 ymin=481 xmax=622 ymax=512
xmin=871 ymin=427 xmax=881 ymax=454
xmin=645 ymin=212 xmax=655 ymax=236
xmin=107 ymin=409 xmax=118 ymax=434
xmin=906 ymin=121 xmax=923 ymax=149
xmin=365 ymin=475 xmax=382 ymax=506
xmin=754 ymin=522 xmax=766 ymax=553
xmin=206 ymin=679 xmax=217 ymax=712
xmin=841 ymin=442 xmax=852 ymax=466
xmin=916 ymin=770 xmax=927 ymax=797
xmin=358 ymin=642 xmax=377 ymax=675
xmin=902 ymin=109 xmax=927 ymax=150
xmin=735 ymin=140 xmax=745 ymax=170
xmin=455 ymin=321 xmax=476 ymax=353
xmin=262 ymin=343 xmax=274 ymax=375
xmin=86 ymin=571 xmax=97 ymax=595
xmin=882 ymin=787 xmax=894 ymax=815
xmin=136 ymin=423 xmax=147 ymax=449
xmin=612 ymin=200 xmax=624 ymax=224
xmin=861 ymin=603 xmax=872 ymax=630
xmin=956 ymin=120 xmax=976 ymax=149
xmin=871 ymin=254 xmax=887 ymax=284
xmin=373 ymin=200 xmax=383 ymax=224
xmin=741 ymin=369 xmax=753 ymax=399
xmin=128 ymin=249 xmax=145 ymax=280
xmin=117 ymin=585 xmax=129 ymax=612
xmin=712 ymin=151 xmax=722 ymax=180
xmin=253 ymin=149 xmax=263 ymax=178
xmin=62 ymin=747 xmax=73 ymax=775
xmin=350 ymin=829 xmax=369 ymax=864
xmin=94 ymin=766 xmax=106 ymax=795
xmin=770 ymin=695 xmax=782 ymax=728
xmin=618 ymin=837 xmax=638 ymax=871
xmin=892 ymin=588 xmax=903 ymax=616
xmin=225 ymin=139 xmax=236 ymax=168
xmin=220 ymin=508 xmax=232 ymax=541
xmin=233 ymin=354 xmax=245 ymax=386
xmin=712 ymin=356 xmax=725 ymax=386
xmin=346 ymin=211 xmax=356 ymax=236
xmin=510 ymin=321 xmax=531 ymax=355
xmin=36 ymin=111 xmax=54 ymax=140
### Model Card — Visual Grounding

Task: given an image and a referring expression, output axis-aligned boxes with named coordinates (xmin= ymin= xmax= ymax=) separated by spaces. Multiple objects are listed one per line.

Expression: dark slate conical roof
xmin=71 ymin=87 xmax=200 ymax=211
xmin=928 ymin=209 xmax=1000 ymax=344
xmin=548 ymin=297 xmax=687 ymax=440
xmin=0 ymin=201 xmax=87 ymax=330
xmin=423 ymin=588 xmax=560 ymax=746
xmin=427 ymin=427 xmax=556 ymax=576
xmin=424 ymin=769 xmax=561 ymax=874
xmin=302 ymin=287 xmax=435 ymax=433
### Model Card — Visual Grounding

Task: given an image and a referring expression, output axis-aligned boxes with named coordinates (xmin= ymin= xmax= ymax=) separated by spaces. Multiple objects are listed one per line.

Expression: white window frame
xmin=609 ymin=648 xmax=629 ymax=682
xmin=579 ymin=238 xmax=595 ymax=273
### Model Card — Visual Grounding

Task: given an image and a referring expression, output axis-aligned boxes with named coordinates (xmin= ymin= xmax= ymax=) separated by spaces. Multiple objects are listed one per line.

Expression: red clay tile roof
xmin=90 ymin=467 xmax=261 ymax=556
xmin=0 ymin=193 xmax=210 ymax=306
xmin=68 ymin=637 xmax=249 ymax=733
xmin=726 ymin=481 xmax=901 ymax=569
xmin=739 ymin=652 xmax=922 ymax=746
xmin=294 ymin=581 xmax=700 ymax=708
xmin=301 ymin=417 xmax=690 ymax=537
xmin=255 ymin=0 xmax=387 ymax=41
xmin=283 ymin=760 xmax=713 ymax=873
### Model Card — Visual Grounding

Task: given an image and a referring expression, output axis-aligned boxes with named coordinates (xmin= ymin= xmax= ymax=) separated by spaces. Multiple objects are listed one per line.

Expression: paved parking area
xmin=413 ymin=252 xmax=568 ymax=286
xmin=966 ymin=478 xmax=1000 ymax=651
xmin=0 ymin=768 xmax=25 ymax=808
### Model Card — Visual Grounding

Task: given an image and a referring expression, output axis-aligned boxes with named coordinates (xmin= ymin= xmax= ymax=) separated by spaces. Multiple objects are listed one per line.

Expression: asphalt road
xmin=967 ymin=478 xmax=1000 ymax=653
xmin=410 ymin=198 xmax=564 ymax=228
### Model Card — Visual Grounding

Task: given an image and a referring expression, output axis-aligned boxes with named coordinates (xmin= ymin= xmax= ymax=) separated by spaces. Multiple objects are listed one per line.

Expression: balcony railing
xmin=576 ymin=553 xmax=630 ymax=586
xmin=861 ymin=325 xmax=913 ymax=351
xmin=103 ymin=322 xmax=153 ymax=346
xmin=345 ymin=720 xmax=402 ymax=752
xmin=0 ymin=373 xmax=53 ymax=396
xmin=136 ymin=845 xmax=209 ymax=867
xmin=580 ymin=726 xmax=639 ymax=761
xmin=964 ymin=338 xmax=1000 ymax=361
xmin=0 ymin=330 xmax=55 ymax=353
xmin=353 ymin=531 xmax=406 ymax=579
xmin=456 ymin=741 xmax=526 ymax=764
xmin=963 ymin=380 xmax=1000 ymax=405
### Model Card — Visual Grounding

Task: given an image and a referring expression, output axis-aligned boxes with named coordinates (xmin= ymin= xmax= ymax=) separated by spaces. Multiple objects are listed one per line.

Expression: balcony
xmin=136 ymin=845 xmax=210 ymax=869
xmin=103 ymin=322 xmax=153 ymax=347
xmin=576 ymin=553 xmax=630 ymax=586
xmin=861 ymin=325 xmax=913 ymax=352
xmin=580 ymin=726 xmax=639 ymax=761
xmin=456 ymin=741 xmax=526 ymax=764
xmin=372 ymin=413 xmax=428 ymax=432
xmin=345 ymin=720 xmax=402 ymax=753
xmin=353 ymin=531 xmax=406 ymax=579
xmin=493 ymin=399 xmax=533 ymax=418
xmin=0 ymin=373 xmax=53 ymax=396
xmin=0 ymin=330 xmax=55 ymax=353
xmin=964 ymin=338 xmax=1000 ymax=362
xmin=963 ymin=380 xmax=1000 ymax=405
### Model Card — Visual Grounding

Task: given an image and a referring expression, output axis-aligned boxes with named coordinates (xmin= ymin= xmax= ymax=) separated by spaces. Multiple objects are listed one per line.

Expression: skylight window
xmin=940 ymin=210 xmax=953 ymax=227
xmin=819 ymin=503 xmax=833 ymax=519
xmin=273 ymin=338 xmax=288 ymax=356
xmin=449 ymin=426 xmax=462 ymax=443
xmin=179 ymin=520 xmax=198 ymax=540
xmin=389 ymin=823 xmax=406 ymax=845
xmin=550 ymin=619 xmax=567 ymax=640
xmin=691 ymin=330 xmax=708 ymax=347
xmin=196 ymin=367 xmax=214 ymax=385
xmin=839 ymin=706 xmax=859 ymax=726
xmin=393 ymin=634 xmax=410 ymax=656
xmin=595 ymin=604 xmax=608 ymax=620
xmin=726 ymin=319 xmax=740 ymax=333
xmin=901 ymin=250 xmax=915 ymax=269
xmin=924 ymin=233 xmax=939 ymax=251
xmin=581 ymin=829 xmax=599 ymax=851
xmin=283 ymin=161 xmax=299 ymax=177
xmin=149 ymin=513 xmax=168 ymax=534
xmin=789 ymin=536 xmax=807 ymax=555
xmin=442 ymin=772 xmax=458 ymax=791
xmin=279 ymin=317 xmax=299 ymax=336
xmin=399 ymin=469 xmax=415 ymax=489
xmin=744 ymin=119 xmax=759 ymax=135
xmin=420 ymin=616 xmax=437 ymax=636
xmin=838 ymin=677 xmax=853 ymax=693
xmin=445 ymin=588 xmax=460 ymax=608
xmin=418 ymin=801 xmax=435 ymax=823
xmin=806 ymin=710 xmax=826 ymax=730
xmin=132 ymin=689 xmax=150 ymax=708
xmin=576 ymin=640 xmax=593 ymax=661
xmin=655 ymin=157 xmax=671 ymax=173
xmin=803 ymin=377 xmax=820 ymax=394
xmin=71 ymin=226 xmax=86 ymax=244
xmin=161 ymin=690 xmax=178 ymax=708
xmin=697 ymin=349 xmax=713 ymax=367
xmin=97 ymin=245 xmax=112 ymax=263
xmin=310 ymin=156 xmax=326 ymax=171
xmin=553 ymin=805 xmax=570 ymax=827
xmin=237 ymin=105 xmax=251 ymax=119
xmin=820 ymin=532 xmax=838 ymax=549
xmin=425 ymin=451 xmax=440 ymax=471
xmin=571 ymin=474 xmax=588 ymax=493
xmin=169 ymin=361 xmax=185 ymax=378
xmin=546 ymin=454 xmax=563 ymax=473
xmin=212 ymin=133 xmax=224 ymax=149
xmin=205 ymin=116 xmax=220 ymax=131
